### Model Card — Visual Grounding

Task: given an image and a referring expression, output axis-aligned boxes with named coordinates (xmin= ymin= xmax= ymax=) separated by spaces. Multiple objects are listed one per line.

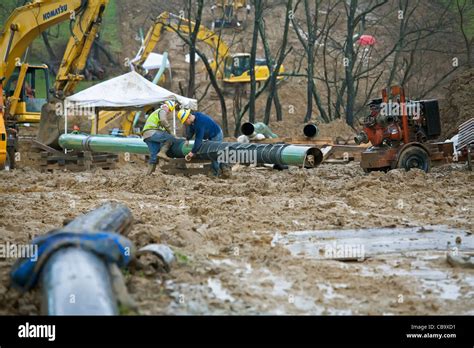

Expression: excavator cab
xmin=224 ymin=53 xmax=250 ymax=80
xmin=4 ymin=64 xmax=50 ymax=123
xmin=224 ymin=54 xmax=251 ymax=82
xmin=223 ymin=53 xmax=284 ymax=84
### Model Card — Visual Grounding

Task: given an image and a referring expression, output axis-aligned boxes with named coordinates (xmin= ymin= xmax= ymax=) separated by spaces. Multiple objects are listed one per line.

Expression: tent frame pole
xmin=64 ymin=101 xmax=68 ymax=154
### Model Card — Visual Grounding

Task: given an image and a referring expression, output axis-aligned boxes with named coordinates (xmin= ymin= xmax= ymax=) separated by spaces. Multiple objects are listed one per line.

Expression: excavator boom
xmin=54 ymin=0 xmax=108 ymax=96
xmin=133 ymin=12 xmax=230 ymax=78
xmin=1 ymin=0 xmax=84 ymax=82
xmin=0 ymin=0 xmax=109 ymax=168
xmin=131 ymin=11 xmax=283 ymax=84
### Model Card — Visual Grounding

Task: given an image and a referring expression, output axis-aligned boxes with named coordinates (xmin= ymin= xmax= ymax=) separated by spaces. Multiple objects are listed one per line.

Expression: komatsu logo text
xmin=43 ymin=5 xmax=68 ymax=21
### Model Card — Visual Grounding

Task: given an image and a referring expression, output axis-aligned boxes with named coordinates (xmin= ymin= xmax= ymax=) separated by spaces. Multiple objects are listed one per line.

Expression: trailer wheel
xmin=397 ymin=146 xmax=430 ymax=172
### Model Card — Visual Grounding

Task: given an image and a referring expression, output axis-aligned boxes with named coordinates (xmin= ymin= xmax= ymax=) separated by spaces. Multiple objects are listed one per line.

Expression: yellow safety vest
xmin=142 ymin=110 xmax=166 ymax=133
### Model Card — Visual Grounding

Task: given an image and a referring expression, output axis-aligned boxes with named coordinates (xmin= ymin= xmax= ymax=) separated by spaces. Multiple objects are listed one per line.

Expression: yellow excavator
xmin=134 ymin=12 xmax=284 ymax=85
xmin=95 ymin=11 xmax=286 ymax=138
xmin=211 ymin=0 xmax=251 ymax=30
xmin=0 ymin=0 xmax=108 ymax=169
xmin=95 ymin=11 xmax=287 ymax=138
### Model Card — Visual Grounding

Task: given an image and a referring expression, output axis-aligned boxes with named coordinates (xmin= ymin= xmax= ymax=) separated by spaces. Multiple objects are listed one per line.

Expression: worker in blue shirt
xmin=177 ymin=109 xmax=226 ymax=176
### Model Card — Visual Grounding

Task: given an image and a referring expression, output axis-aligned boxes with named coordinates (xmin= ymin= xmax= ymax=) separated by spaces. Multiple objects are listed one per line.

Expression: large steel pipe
xmin=241 ymin=122 xmax=278 ymax=138
xmin=303 ymin=124 xmax=319 ymax=138
xmin=59 ymin=134 xmax=323 ymax=168
xmin=40 ymin=203 xmax=133 ymax=315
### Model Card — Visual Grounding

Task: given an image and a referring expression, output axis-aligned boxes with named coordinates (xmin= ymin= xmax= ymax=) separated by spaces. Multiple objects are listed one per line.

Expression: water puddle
xmin=271 ymin=225 xmax=472 ymax=259
xmin=207 ymin=278 xmax=235 ymax=303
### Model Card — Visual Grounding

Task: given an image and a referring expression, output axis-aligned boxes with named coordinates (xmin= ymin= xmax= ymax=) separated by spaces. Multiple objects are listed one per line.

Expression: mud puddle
xmin=271 ymin=225 xmax=473 ymax=259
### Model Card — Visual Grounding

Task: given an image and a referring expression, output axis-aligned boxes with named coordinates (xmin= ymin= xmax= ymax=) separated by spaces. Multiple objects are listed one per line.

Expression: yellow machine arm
xmin=130 ymin=11 xmax=283 ymax=84
xmin=132 ymin=12 xmax=231 ymax=78
xmin=1 ymin=0 xmax=83 ymax=82
xmin=54 ymin=0 xmax=108 ymax=96
xmin=0 ymin=0 xmax=108 ymax=120
xmin=1 ymin=0 xmax=108 ymax=90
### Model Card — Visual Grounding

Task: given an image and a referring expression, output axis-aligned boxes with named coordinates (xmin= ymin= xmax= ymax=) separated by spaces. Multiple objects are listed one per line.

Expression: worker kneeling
xmin=177 ymin=109 xmax=229 ymax=177
xmin=142 ymin=100 xmax=177 ymax=175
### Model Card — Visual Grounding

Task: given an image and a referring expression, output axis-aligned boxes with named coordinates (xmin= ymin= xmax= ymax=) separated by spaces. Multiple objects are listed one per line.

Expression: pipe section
xmin=40 ymin=202 xmax=133 ymax=315
xmin=59 ymin=134 xmax=323 ymax=168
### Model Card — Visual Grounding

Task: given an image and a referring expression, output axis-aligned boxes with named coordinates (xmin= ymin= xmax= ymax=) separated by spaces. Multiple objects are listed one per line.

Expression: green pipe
xmin=58 ymin=134 xmax=323 ymax=168
xmin=241 ymin=122 xmax=278 ymax=138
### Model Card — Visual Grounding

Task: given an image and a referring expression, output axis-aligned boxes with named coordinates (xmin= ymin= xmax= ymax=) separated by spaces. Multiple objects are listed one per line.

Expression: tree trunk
xmin=262 ymin=0 xmax=292 ymax=125
xmin=41 ymin=32 xmax=58 ymax=62
xmin=344 ymin=0 xmax=357 ymax=127
xmin=248 ymin=0 xmax=263 ymax=123
xmin=304 ymin=0 xmax=314 ymax=123
xmin=166 ymin=21 xmax=229 ymax=136
xmin=187 ymin=0 xmax=204 ymax=98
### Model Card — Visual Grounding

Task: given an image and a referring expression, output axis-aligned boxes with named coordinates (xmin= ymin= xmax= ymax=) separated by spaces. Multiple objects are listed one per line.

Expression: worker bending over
xmin=142 ymin=100 xmax=177 ymax=175
xmin=177 ymin=109 xmax=227 ymax=176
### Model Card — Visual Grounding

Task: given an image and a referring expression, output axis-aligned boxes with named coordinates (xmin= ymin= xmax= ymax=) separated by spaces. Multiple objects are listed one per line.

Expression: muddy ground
xmin=0 ymin=155 xmax=472 ymax=315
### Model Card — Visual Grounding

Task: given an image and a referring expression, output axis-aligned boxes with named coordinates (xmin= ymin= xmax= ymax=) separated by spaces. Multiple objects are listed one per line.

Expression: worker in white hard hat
xmin=177 ymin=108 xmax=228 ymax=176
xmin=142 ymin=100 xmax=178 ymax=175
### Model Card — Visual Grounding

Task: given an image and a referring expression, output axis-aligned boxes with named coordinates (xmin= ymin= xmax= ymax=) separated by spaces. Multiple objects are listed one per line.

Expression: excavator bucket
xmin=37 ymin=99 xmax=93 ymax=149
xmin=37 ymin=99 xmax=63 ymax=149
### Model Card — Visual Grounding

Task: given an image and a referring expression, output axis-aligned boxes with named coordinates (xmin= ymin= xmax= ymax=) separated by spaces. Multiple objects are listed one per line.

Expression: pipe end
xmin=303 ymin=124 xmax=319 ymax=138
xmin=305 ymin=148 xmax=323 ymax=168
xmin=241 ymin=122 xmax=255 ymax=136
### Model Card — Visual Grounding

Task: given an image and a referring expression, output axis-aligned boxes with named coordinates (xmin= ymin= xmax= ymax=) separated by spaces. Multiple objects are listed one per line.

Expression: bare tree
xmin=291 ymin=0 xmax=319 ymax=123
xmin=165 ymin=1 xmax=229 ymax=135
xmin=186 ymin=0 xmax=204 ymax=97
xmin=248 ymin=0 xmax=264 ymax=123
xmin=260 ymin=0 xmax=293 ymax=125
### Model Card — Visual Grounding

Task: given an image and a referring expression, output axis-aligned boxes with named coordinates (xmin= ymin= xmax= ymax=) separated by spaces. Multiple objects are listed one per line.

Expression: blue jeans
xmin=209 ymin=130 xmax=224 ymax=176
xmin=144 ymin=131 xmax=174 ymax=165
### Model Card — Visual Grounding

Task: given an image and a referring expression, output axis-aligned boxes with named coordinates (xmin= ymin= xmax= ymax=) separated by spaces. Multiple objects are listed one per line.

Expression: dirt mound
xmin=440 ymin=68 xmax=474 ymax=139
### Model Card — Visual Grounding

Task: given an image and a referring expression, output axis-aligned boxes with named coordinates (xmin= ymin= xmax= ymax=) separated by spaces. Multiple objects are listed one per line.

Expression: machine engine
xmin=354 ymin=98 xmax=441 ymax=147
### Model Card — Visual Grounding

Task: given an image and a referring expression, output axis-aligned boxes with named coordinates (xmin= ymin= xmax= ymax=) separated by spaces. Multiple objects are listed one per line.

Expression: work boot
xmin=157 ymin=141 xmax=172 ymax=162
xmin=220 ymin=164 xmax=232 ymax=179
xmin=146 ymin=163 xmax=157 ymax=175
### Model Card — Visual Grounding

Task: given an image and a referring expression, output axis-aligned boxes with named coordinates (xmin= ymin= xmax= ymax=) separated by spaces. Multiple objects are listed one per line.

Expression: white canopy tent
xmin=142 ymin=52 xmax=171 ymax=70
xmin=64 ymin=71 xmax=197 ymax=138
xmin=66 ymin=71 xmax=196 ymax=109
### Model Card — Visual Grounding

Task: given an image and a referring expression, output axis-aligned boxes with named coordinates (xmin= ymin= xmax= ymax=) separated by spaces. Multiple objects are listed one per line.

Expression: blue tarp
xmin=11 ymin=231 xmax=134 ymax=291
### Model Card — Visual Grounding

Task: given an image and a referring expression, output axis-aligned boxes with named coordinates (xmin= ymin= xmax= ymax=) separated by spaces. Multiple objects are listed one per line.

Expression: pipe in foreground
xmin=40 ymin=203 xmax=133 ymax=315
xmin=59 ymin=133 xmax=323 ymax=168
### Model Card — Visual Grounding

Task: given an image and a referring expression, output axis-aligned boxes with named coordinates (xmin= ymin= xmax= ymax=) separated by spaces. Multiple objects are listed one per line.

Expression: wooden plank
xmin=30 ymin=140 xmax=67 ymax=156
xmin=38 ymin=150 xmax=118 ymax=172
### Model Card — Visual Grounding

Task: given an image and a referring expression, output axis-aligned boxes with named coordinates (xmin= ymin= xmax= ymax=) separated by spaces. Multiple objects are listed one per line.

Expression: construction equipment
xmin=0 ymin=0 xmax=109 ymax=169
xmin=58 ymin=133 xmax=323 ymax=169
xmin=211 ymin=0 xmax=251 ymax=30
xmin=355 ymin=86 xmax=453 ymax=173
xmin=131 ymin=12 xmax=284 ymax=85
